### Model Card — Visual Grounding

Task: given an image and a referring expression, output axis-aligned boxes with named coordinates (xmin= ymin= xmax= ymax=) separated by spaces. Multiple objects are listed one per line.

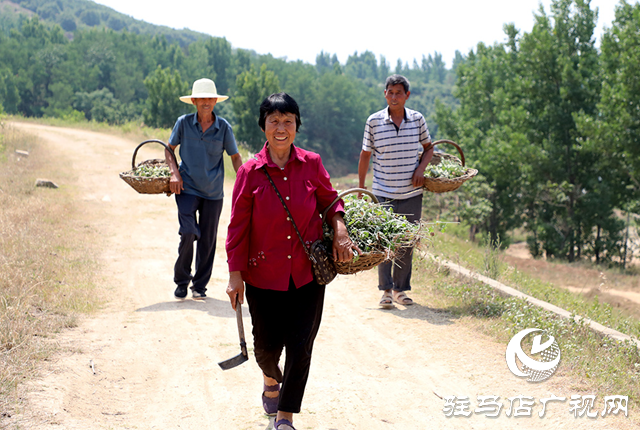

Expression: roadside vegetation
xmin=0 ymin=119 xmax=104 ymax=418
xmin=413 ymin=225 xmax=640 ymax=421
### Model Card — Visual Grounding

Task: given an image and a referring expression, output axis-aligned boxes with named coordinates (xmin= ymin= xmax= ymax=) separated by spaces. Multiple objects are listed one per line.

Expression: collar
xmin=384 ymin=106 xmax=407 ymax=122
xmin=253 ymin=142 xmax=303 ymax=170
xmin=190 ymin=112 xmax=218 ymax=131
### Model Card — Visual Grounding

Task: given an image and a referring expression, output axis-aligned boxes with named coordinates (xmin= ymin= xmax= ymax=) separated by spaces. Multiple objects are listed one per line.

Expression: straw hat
xmin=179 ymin=78 xmax=229 ymax=104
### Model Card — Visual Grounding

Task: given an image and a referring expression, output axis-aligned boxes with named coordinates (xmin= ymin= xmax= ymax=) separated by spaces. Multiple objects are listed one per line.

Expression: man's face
xmin=192 ymin=97 xmax=217 ymax=118
xmin=384 ymin=84 xmax=410 ymax=109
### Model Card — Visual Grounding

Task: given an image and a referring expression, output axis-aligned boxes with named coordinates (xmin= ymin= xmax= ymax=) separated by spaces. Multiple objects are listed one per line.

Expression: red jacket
xmin=226 ymin=143 xmax=344 ymax=291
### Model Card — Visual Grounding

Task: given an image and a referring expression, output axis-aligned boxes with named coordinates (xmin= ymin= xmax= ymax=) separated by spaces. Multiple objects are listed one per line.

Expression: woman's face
xmin=263 ymin=111 xmax=297 ymax=151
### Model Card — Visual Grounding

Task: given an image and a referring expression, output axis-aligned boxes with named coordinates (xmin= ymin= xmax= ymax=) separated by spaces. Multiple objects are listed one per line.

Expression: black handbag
xmin=262 ymin=167 xmax=337 ymax=285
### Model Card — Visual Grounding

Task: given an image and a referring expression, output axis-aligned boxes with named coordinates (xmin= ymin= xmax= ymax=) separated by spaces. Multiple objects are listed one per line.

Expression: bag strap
xmin=261 ymin=167 xmax=317 ymax=264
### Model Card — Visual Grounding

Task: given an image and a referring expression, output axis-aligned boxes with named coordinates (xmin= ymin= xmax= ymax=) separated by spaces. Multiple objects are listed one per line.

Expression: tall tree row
xmin=437 ymin=0 xmax=640 ymax=264
xmin=0 ymin=15 xmax=456 ymax=175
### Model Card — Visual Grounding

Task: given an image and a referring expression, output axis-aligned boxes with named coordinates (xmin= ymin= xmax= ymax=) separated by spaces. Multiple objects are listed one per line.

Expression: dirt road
xmin=4 ymin=123 xmax=633 ymax=430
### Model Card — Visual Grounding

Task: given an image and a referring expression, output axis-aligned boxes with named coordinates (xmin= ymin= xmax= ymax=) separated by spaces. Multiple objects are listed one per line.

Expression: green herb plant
xmin=424 ymin=159 xmax=468 ymax=179
xmin=134 ymin=164 xmax=170 ymax=177
xmin=325 ymin=195 xmax=445 ymax=261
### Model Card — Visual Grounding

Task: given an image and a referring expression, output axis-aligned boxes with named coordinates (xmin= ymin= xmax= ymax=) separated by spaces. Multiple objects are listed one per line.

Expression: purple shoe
xmin=262 ymin=382 xmax=280 ymax=416
xmin=275 ymin=418 xmax=296 ymax=430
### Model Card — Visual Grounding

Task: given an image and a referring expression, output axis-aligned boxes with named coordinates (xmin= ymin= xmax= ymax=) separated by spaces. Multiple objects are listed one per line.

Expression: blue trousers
xmin=174 ymin=193 xmax=223 ymax=293
xmin=375 ymin=193 xmax=423 ymax=292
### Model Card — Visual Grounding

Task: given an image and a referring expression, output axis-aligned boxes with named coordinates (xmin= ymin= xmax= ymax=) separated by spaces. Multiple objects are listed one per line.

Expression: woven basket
xmin=322 ymin=189 xmax=389 ymax=275
xmin=423 ymin=139 xmax=478 ymax=193
xmin=119 ymin=139 xmax=176 ymax=195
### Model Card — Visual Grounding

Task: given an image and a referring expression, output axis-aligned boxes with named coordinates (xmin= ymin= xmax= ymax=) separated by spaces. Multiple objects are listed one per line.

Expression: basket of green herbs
xmin=119 ymin=139 xmax=176 ymax=195
xmin=423 ymin=139 xmax=478 ymax=193
xmin=322 ymin=189 xmax=423 ymax=274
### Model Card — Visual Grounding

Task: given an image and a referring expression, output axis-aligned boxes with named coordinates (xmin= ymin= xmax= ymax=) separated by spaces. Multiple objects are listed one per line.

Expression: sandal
xmin=262 ymin=382 xmax=280 ymax=416
xmin=393 ymin=290 xmax=414 ymax=306
xmin=275 ymin=418 xmax=296 ymax=430
xmin=379 ymin=290 xmax=394 ymax=309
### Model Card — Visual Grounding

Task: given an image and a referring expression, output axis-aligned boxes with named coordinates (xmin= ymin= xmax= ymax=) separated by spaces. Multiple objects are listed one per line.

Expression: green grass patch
xmin=429 ymin=231 xmax=640 ymax=339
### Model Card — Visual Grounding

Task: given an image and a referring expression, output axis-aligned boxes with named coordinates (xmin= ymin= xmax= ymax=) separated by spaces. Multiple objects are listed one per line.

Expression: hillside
xmin=0 ymin=0 xmax=210 ymax=46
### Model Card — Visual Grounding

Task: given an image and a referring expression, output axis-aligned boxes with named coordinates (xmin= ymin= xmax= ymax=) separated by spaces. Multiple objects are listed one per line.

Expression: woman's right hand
xmin=226 ymin=271 xmax=245 ymax=310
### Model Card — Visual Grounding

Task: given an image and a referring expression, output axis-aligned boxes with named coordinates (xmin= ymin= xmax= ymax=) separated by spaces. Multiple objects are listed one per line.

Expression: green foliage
xmin=79 ymin=9 xmax=99 ymax=26
xmin=577 ymin=1 xmax=640 ymax=224
xmin=301 ymin=72 xmax=374 ymax=174
xmin=424 ymin=159 xmax=468 ymax=179
xmin=436 ymin=0 xmax=632 ymax=262
xmin=232 ymin=64 xmax=280 ymax=151
xmin=334 ymin=194 xmax=423 ymax=254
xmin=73 ymin=88 xmax=130 ymax=124
xmin=134 ymin=164 xmax=170 ymax=177
xmin=0 ymin=67 xmax=20 ymax=114
xmin=482 ymin=234 xmax=503 ymax=278
xmin=0 ymin=5 xmax=459 ymax=174
xmin=8 ymin=0 xmax=211 ymax=47
xmin=143 ymin=66 xmax=190 ymax=129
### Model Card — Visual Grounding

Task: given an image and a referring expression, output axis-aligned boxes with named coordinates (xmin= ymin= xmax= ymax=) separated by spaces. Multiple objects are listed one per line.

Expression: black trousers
xmin=173 ymin=193 xmax=223 ymax=293
xmin=245 ymin=278 xmax=326 ymax=413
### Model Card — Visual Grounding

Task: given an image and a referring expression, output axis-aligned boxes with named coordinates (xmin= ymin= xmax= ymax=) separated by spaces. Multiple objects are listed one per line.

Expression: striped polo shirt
xmin=362 ymin=107 xmax=432 ymax=199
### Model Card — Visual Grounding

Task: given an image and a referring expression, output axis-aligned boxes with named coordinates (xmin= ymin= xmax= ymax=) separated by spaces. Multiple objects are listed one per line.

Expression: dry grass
xmin=0 ymin=121 xmax=101 ymax=418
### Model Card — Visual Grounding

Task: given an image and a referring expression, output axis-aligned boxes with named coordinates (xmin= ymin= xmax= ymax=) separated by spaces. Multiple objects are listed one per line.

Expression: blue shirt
xmin=169 ymin=112 xmax=239 ymax=200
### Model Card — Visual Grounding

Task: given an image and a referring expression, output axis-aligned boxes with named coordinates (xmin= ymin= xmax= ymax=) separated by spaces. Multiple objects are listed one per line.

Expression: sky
xmin=91 ymin=0 xmax=629 ymax=68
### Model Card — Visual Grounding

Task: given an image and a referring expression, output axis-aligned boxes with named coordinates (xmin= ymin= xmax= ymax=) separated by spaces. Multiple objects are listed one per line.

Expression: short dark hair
xmin=258 ymin=92 xmax=302 ymax=132
xmin=385 ymin=74 xmax=410 ymax=93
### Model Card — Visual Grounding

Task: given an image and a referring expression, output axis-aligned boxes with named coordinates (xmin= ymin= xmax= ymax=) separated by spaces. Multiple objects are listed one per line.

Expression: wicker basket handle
xmin=131 ymin=139 xmax=176 ymax=170
xmin=427 ymin=139 xmax=466 ymax=167
xmin=321 ymin=188 xmax=379 ymax=223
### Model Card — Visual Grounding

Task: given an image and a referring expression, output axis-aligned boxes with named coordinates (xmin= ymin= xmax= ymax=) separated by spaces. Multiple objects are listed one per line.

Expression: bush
xmin=59 ymin=14 xmax=77 ymax=32
xmin=79 ymin=10 xmax=100 ymax=26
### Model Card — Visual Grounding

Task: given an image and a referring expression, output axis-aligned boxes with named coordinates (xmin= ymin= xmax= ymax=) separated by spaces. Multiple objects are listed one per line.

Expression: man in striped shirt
xmin=358 ymin=74 xmax=434 ymax=309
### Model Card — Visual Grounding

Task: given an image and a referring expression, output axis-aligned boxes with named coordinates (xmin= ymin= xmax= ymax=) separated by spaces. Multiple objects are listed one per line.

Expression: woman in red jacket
xmin=226 ymin=93 xmax=359 ymax=430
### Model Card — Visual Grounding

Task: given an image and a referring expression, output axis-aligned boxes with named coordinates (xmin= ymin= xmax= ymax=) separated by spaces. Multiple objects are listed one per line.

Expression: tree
xmin=232 ymin=64 xmax=280 ymax=151
xmin=435 ymin=37 xmax=524 ymax=247
xmin=516 ymin=0 xmax=604 ymax=261
xmin=345 ymin=51 xmax=378 ymax=82
xmin=0 ymin=68 xmax=20 ymax=114
xmin=204 ymin=37 xmax=232 ymax=94
xmin=80 ymin=10 xmax=100 ymax=27
xmin=437 ymin=0 xmax=613 ymax=260
xmin=74 ymin=88 xmax=123 ymax=124
xmin=59 ymin=14 xmax=77 ymax=32
xmin=315 ymin=51 xmax=339 ymax=75
xmin=143 ymin=66 xmax=190 ymax=128
xmin=576 ymin=0 xmax=640 ymax=263
xmin=107 ymin=16 xmax=125 ymax=31
xmin=582 ymin=0 xmax=640 ymax=202
xmin=304 ymin=73 xmax=373 ymax=174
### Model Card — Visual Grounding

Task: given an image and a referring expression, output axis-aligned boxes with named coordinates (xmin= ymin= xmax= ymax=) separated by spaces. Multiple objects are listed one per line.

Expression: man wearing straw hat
xmin=165 ymin=78 xmax=243 ymax=300
xmin=358 ymin=74 xmax=433 ymax=309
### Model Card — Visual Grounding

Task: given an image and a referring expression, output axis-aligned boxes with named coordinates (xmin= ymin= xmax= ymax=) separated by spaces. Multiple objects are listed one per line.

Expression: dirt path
xmin=4 ymin=123 xmax=633 ymax=430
